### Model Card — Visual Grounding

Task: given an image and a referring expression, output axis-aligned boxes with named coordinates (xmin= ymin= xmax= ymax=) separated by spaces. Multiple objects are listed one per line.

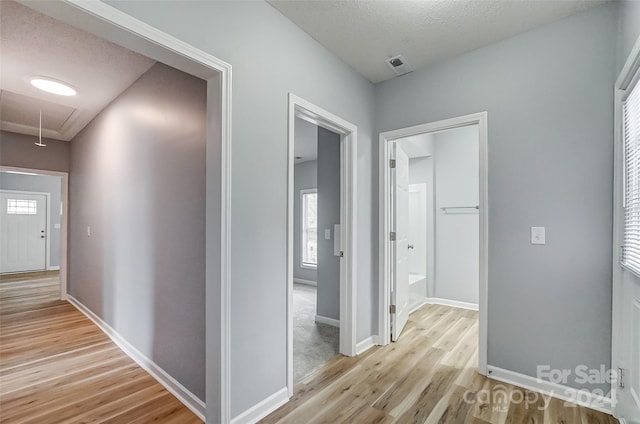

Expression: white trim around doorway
xmin=377 ymin=112 xmax=489 ymax=375
xmin=286 ymin=93 xmax=358 ymax=397
xmin=0 ymin=167 xmax=69 ymax=300
xmin=14 ymin=1 xmax=233 ymax=421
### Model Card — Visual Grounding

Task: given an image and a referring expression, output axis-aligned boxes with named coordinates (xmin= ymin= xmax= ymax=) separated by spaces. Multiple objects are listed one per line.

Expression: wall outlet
xmin=324 ymin=229 xmax=331 ymax=240
xmin=87 ymin=226 xmax=91 ymax=237
xmin=531 ymin=227 xmax=545 ymax=245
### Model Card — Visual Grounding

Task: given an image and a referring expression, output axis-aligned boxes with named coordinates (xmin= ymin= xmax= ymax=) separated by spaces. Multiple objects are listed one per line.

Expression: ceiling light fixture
xmin=30 ymin=77 xmax=76 ymax=96
xmin=35 ymin=111 xmax=46 ymax=147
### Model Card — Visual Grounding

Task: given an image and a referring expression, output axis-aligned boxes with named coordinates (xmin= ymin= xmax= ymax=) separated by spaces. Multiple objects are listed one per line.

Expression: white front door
xmin=391 ymin=143 xmax=410 ymax=341
xmin=0 ymin=192 xmax=47 ymax=273
xmin=615 ymin=268 xmax=640 ymax=423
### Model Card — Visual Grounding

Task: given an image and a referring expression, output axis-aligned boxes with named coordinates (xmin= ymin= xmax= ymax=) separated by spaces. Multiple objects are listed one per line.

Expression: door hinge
xmin=339 ymin=251 xmax=344 ymax=258
xmin=390 ymin=304 xmax=396 ymax=314
xmin=390 ymin=231 xmax=396 ymax=241
xmin=618 ymin=368 xmax=625 ymax=389
xmin=389 ymin=159 xmax=396 ymax=169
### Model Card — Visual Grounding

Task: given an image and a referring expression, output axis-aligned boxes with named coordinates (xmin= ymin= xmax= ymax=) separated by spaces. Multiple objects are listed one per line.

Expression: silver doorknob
xmin=408 ymin=244 xmax=414 ymax=250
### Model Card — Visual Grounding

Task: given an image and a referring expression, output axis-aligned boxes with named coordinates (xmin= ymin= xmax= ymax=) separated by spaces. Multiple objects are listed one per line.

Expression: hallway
xmin=0 ymin=272 xmax=202 ymax=423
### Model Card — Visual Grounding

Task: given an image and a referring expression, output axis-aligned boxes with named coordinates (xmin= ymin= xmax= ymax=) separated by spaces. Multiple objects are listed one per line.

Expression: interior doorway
xmin=378 ymin=112 xmax=489 ymax=375
xmin=7 ymin=2 xmax=232 ymax=421
xmin=0 ymin=166 xmax=68 ymax=299
xmin=292 ymin=117 xmax=342 ymax=382
xmin=286 ymin=94 xmax=357 ymax=396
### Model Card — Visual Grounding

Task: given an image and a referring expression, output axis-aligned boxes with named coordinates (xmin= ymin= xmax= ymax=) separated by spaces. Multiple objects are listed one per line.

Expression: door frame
xmin=0 ymin=168 xmax=67 ymax=296
xmin=286 ymin=93 xmax=358 ymax=396
xmin=612 ymin=32 xmax=640 ymax=419
xmin=14 ymin=1 xmax=232 ymax=421
xmin=378 ymin=112 xmax=489 ymax=375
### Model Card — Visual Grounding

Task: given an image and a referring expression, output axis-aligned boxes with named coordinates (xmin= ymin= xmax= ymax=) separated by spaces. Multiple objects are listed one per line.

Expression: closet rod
xmin=440 ymin=205 xmax=479 ymax=211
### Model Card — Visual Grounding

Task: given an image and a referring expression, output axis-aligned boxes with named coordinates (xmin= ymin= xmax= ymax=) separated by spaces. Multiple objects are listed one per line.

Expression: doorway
xmin=286 ymin=94 xmax=357 ymax=396
xmin=378 ymin=112 xmax=488 ymax=375
xmin=292 ymin=118 xmax=341 ymax=382
xmin=0 ymin=167 xmax=68 ymax=299
xmin=7 ymin=2 xmax=232 ymax=421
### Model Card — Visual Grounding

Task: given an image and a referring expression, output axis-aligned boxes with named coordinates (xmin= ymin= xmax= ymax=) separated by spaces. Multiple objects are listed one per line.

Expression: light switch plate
xmin=324 ymin=229 xmax=331 ymax=240
xmin=531 ymin=227 xmax=545 ymax=245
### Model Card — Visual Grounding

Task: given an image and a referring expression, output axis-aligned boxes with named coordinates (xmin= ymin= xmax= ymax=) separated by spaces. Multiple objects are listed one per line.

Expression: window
xmin=301 ymin=189 xmax=317 ymax=268
xmin=7 ymin=199 xmax=37 ymax=215
xmin=623 ymin=78 xmax=640 ymax=275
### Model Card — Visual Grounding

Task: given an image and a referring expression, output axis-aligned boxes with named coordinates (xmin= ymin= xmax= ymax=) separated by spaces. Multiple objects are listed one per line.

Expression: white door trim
xmin=378 ymin=112 xmax=489 ymax=376
xmin=0 ymin=168 xmax=68 ymax=299
xmin=287 ymin=93 xmax=358 ymax=396
xmin=14 ymin=2 xmax=233 ymax=421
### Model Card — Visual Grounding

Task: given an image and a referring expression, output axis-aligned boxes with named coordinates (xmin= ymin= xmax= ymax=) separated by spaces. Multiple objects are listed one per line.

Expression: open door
xmin=391 ymin=142 xmax=410 ymax=341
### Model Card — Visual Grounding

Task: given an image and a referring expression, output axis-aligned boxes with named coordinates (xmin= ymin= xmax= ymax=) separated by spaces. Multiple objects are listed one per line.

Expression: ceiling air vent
xmin=386 ymin=55 xmax=412 ymax=76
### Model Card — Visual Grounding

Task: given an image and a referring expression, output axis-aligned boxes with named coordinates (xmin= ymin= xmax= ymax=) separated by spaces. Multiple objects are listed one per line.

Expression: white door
xmin=391 ymin=143 xmax=410 ymax=341
xmin=0 ymin=192 xmax=47 ymax=273
xmin=615 ymin=268 xmax=640 ymax=423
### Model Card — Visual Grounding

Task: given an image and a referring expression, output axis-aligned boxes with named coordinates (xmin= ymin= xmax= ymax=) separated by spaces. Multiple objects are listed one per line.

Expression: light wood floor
xmin=261 ymin=303 xmax=617 ymax=424
xmin=0 ymin=272 xmax=202 ymax=423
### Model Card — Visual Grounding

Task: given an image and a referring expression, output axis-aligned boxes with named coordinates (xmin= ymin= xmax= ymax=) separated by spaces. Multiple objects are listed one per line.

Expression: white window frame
xmin=621 ymin=70 xmax=640 ymax=277
xmin=300 ymin=188 xmax=318 ymax=270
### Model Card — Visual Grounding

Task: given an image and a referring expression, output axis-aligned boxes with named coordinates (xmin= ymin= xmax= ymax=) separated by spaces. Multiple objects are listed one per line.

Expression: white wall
xmin=433 ymin=126 xmax=479 ymax=304
xmin=293 ymin=160 xmax=317 ymax=283
xmin=103 ymin=0 xmax=376 ymax=417
xmin=376 ymin=4 xmax=617 ymax=393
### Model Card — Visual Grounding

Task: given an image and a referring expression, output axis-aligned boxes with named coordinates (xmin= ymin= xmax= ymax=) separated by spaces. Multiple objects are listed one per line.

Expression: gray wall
xmin=0 ymin=172 xmax=62 ymax=267
xmin=433 ymin=126 xmax=479 ymax=304
xmin=293 ymin=160 xmax=317 ymax=283
xmin=618 ymin=1 xmax=640 ymax=73
xmin=0 ymin=131 xmax=70 ymax=173
xmin=376 ymin=4 xmax=617 ymax=392
xmin=104 ymin=1 xmax=376 ymax=416
xmin=69 ymin=63 xmax=206 ymax=400
xmin=316 ymin=127 xmax=341 ymax=321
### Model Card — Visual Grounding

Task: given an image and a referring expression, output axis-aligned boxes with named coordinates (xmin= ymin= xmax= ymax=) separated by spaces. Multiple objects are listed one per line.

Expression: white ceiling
xmin=0 ymin=0 xmax=155 ymax=141
xmin=268 ymin=0 xmax=608 ymax=83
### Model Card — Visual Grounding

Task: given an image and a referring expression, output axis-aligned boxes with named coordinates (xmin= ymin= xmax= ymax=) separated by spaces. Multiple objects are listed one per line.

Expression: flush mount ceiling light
xmin=30 ymin=77 xmax=76 ymax=96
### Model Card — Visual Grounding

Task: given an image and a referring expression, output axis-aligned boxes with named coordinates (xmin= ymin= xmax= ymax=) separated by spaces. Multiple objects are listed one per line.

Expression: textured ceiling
xmin=268 ymin=0 xmax=608 ymax=83
xmin=0 ymin=0 xmax=155 ymax=141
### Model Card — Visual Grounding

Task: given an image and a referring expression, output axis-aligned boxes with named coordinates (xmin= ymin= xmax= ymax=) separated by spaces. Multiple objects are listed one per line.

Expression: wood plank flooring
xmin=0 ymin=272 xmax=202 ymax=423
xmin=261 ymin=303 xmax=617 ymax=424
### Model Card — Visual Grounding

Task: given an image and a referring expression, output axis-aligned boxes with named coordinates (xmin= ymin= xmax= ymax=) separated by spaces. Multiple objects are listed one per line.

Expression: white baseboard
xmin=426 ymin=297 xmax=478 ymax=311
xmin=315 ymin=314 xmax=340 ymax=328
xmin=231 ymin=387 xmax=289 ymax=424
xmin=355 ymin=335 xmax=379 ymax=355
xmin=409 ymin=298 xmax=429 ymax=314
xmin=47 ymin=265 xmax=61 ymax=271
xmin=293 ymin=278 xmax=317 ymax=286
xmin=67 ymin=296 xmax=205 ymax=421
xmin=487 ymin=366 xmax=612 ymax=414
